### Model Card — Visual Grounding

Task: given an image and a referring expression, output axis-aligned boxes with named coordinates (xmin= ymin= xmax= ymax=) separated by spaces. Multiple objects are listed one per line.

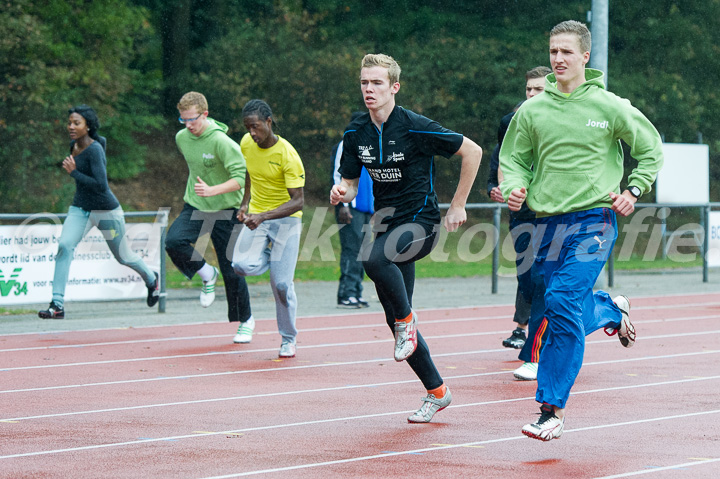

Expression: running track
xmin=2 ymin=293 xmax=720 ymax=478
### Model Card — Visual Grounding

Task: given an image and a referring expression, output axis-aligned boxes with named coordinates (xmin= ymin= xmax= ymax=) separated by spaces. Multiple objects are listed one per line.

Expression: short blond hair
xmin=177 ymin=91 xmax=208 ymax=113
xmin=361 ymin=54 xmax=401 ymax=85
xmin=550 ymin=20 xmax=591 ymax=53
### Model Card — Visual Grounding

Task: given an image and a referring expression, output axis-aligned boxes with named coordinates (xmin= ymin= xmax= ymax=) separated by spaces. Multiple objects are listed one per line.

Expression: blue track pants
xmin=533 ymin=208 xmax=623 ymax=409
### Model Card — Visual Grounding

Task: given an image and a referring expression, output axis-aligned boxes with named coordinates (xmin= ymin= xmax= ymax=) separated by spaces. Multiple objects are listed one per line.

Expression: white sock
xmin=197 ymin=263 xmax=216 ymax=282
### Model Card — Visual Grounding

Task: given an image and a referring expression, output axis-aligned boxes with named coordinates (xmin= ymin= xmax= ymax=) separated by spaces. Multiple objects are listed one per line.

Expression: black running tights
xmin=362 ymin=223 xmax=443 ymax=390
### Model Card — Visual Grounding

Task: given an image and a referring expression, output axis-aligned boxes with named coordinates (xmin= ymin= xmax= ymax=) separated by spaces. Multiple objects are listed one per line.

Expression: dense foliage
xmin=0 ymin=0 xmax=162 ymax=211
xmin=2 ymin=0 xmax=719 ymax=212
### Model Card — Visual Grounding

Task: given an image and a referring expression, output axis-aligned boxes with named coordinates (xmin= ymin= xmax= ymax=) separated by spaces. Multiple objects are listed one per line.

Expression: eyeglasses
xmin=178 ymin=113 xmax=203 ymax=124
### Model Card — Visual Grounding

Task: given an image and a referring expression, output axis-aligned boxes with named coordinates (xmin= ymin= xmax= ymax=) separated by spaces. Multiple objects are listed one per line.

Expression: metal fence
xmin=3 ymin=203 xmax=718 ymax=303
xmin=439 ymin=202 xmax=720 ymax=293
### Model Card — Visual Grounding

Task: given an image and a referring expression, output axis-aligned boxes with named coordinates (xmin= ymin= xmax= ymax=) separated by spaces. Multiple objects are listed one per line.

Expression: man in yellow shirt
xmin=232 ymin=100 xmax=305 ymax=358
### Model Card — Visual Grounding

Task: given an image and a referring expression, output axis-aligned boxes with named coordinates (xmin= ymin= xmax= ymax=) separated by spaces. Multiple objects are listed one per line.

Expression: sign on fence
xmin=707 ymin=211 xmax=720 ymax=268
xmin=0 ymin=221 xmax=162 ymax=306
xmin=656 ymin=143 xmax=709 ymax=204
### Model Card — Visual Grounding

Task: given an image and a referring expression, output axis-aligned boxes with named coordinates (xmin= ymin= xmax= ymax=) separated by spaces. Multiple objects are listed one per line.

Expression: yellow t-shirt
xmin=240 ymin=134 xmax=305 ymax=218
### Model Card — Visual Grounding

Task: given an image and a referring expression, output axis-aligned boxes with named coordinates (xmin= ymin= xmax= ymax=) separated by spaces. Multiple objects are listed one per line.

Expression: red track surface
xmin=2 ymin=293 xmax=720 ymax=478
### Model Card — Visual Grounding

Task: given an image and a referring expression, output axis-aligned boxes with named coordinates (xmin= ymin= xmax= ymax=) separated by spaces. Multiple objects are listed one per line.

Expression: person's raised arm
xmin=445 ymin=137 xmax=482 ymax=232
xmin=194 ymin=177 xmax=241 ymax=197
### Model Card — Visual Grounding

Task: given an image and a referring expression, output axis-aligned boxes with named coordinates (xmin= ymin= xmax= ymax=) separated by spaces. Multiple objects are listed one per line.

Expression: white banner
xmin=656 ymin=143 xmax=710 ymax=204
xmin=707 ymin=211 xmax=720 ymax=268
xmin=0 ymin=221 xmax=162 ymax=306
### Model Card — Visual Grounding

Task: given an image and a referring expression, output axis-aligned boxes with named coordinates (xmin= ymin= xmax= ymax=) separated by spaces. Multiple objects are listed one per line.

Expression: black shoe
xmin=356 ymin=297 xmax=370 ymax=308
xmin=147 ymin=273 xmax=160 ymax=307
xmin=39 ymin=301 xmax=64 ymax=319
xmin=502 ymin=328 xmax=526 ymax=349
xmin=337 ymin=297 xmax=362 ymax=309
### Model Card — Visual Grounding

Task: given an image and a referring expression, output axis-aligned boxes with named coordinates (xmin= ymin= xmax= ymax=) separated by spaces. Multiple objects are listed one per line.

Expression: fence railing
xmin=3 ymin=203 xmax=718 ymax=303
xmin=439 ymin=202 xmax=720 ymax=293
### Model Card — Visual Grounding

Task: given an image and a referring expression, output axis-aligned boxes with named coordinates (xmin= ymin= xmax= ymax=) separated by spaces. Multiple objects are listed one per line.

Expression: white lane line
xmin=2 ymin=326 xmax=719 ymax=393
xmin=0 ymin=330 xmax=513 ymax=371
xmin=633 ymin=301 xmax=720 ymax=311
xmin=3 ymin=351 xmax=719 ymax=422
xmin=2 ymin=377 xmax=719 ymax=461
xmin=2 ymin=297 xmax=719 ymax=350
xmin=593 ymin=458 xmax=720 ymax=478
xmin=0 ymin=334 xmax=248 ymax=353
xmin=197 ymin=408 xmax=720 ymax=479
xmin=2 ymin=307 xmax=717 ymax=356
xmin=3 ymin=324 xmax=720 ymax=374
xmin=0 ymin=303 xmax=510 ymax=338
xmin=3 ymin=297 xmax=718 ymax=354
xmin=0 ymin=314 xmax=514 ymax=354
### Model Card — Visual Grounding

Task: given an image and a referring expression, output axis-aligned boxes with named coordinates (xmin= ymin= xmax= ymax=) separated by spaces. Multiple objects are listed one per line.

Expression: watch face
xmin=630 ymin=186 xmax=641 ymax=198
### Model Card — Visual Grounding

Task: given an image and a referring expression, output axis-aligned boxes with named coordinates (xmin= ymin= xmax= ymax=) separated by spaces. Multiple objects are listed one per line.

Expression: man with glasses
xmin=165 ymin=91 xmax=254 ymax=343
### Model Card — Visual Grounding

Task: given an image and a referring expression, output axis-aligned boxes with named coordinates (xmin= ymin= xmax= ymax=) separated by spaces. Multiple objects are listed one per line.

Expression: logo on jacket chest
xmin=202 ymin=153 xmax=216 ymax=168
xmin=358 ymin=145 xmax=376 ymax=163
xmin=367 ymin=167 xmax=402 ymax=182
xmin=386 ymin=152 xmax=405 ymax=163
xmin=585 ymin=118 xmax=609 ymax=129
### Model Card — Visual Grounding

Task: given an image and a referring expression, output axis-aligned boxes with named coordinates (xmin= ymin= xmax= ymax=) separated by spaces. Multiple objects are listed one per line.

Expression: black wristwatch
xmin=628 ymin=186 xmax=642 ymax=199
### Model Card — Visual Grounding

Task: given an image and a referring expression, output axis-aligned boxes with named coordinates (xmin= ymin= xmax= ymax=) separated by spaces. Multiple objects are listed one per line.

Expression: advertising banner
xmin=0 ymin=220 xmax=162 ymax=306
xmin=707 ymin=211 xmax=720 ymax=268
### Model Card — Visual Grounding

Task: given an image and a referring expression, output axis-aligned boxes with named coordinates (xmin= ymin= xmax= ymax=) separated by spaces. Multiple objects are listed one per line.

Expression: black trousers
xmin=335 ymin=205 xmax=372 ymax=300
xmin=362 ymin=222 xmax=443 ymax=390
xmin=165 ymin=203 xmax=251 ymax=322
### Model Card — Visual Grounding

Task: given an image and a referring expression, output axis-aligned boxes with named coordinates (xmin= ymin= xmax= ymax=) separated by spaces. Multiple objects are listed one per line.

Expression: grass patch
xmin=0 ymin=307 xmax=35 ymax=315
xmin=611 ymin=255 xmax=702 ymax=270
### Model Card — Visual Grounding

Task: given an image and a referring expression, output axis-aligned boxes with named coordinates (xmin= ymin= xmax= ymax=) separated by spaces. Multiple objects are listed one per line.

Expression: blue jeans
xmin=533 ymin=208 xmax=623 ymax=409
xmin=52 ymin=206 xmax=155 ymax=307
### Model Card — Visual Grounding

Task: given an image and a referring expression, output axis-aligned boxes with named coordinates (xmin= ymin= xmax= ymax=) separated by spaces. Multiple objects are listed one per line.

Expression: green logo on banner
xmin=0 ymin=268 xmax=28 ymax=297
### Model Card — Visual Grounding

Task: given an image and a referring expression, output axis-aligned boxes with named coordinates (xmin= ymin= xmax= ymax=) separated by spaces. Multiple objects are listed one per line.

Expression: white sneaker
xmin=606 ymin=295 xmax=635 ymax=348
xmin=199 ymin=267 xmax=218 ymax=308
xmin=279 ymin=341 xmax=296 ymax=358
xmin=394 ymin=311 xmax=418 ymax=362
xmin=522 ymin=403 xmax=564 ymax=441
xmin=233 ymin=317 xmax=255 ymax=344
xmin=408 ymin=387 xmax=452 ymax=423
xmin=513 ymin=362 xmax=538 ymax=381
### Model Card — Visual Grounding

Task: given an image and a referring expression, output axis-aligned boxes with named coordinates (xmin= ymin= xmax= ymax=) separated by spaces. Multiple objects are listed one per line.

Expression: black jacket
xmin=339 ymin=106 xmax=463 ymax=230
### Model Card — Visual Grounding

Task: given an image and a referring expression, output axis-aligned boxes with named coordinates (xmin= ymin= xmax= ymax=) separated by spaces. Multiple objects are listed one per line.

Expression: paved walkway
xmin=2 ymin=267 xmax=717 ymax=335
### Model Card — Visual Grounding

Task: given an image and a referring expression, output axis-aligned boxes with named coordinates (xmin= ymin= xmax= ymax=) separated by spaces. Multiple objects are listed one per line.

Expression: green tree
xmin=6 ymin=0 xmax=720 ymax=215
xmin=609 ymin=0 xmax=720 ymax=197
xmin=0 ymin=0 xmax=163 ymax=213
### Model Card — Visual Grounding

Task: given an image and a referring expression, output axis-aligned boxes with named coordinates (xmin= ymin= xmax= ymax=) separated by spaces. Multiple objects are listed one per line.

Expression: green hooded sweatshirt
xmin=499 ymin=69 xmax=663 ymax=217
xmin=176 ymin=119 xmax=246 ymax=212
